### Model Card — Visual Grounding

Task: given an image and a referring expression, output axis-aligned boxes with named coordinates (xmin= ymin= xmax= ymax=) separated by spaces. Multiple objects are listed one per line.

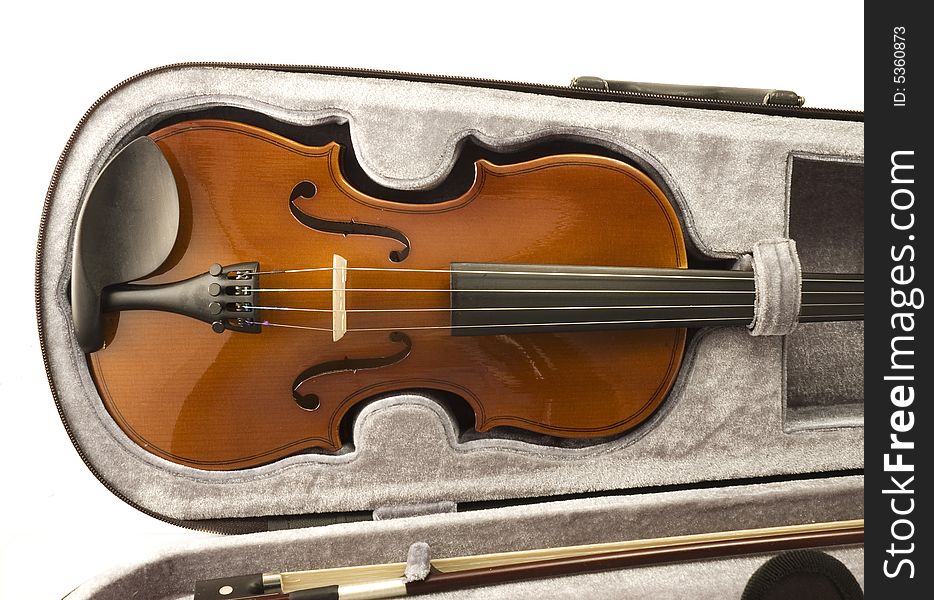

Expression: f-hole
xmin=292 ymin=332 xmax=413 ymax=410
xmin=289 ymin=181 xmax=411 ymax=262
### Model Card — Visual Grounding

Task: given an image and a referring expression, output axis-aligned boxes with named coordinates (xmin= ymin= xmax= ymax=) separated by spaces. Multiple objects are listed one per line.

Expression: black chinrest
xmin=71 ymin=137 xmax=180 ymax=352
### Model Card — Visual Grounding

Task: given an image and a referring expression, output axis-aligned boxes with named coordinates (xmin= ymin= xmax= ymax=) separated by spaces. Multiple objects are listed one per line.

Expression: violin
xmin=72 ymin=120 xmax=863 ymax=470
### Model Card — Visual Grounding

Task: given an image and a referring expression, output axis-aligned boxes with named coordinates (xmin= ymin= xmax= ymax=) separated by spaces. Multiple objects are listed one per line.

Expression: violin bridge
xmin=332 ymin=254 xmax=348 ymax=342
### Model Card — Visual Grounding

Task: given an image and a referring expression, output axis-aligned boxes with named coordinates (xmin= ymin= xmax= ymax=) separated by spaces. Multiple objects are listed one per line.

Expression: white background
xmin=1 ymin=2 xmax=862 ymax=598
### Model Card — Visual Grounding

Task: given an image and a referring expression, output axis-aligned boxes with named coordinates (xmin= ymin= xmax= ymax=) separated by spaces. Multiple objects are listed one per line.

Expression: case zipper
xmin=34 ymin=62 xmax=864 ymax=533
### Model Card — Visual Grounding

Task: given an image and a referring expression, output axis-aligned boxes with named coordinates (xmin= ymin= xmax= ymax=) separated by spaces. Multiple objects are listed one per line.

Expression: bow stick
xmin=194 ymin=519 xmax=863 ymax=600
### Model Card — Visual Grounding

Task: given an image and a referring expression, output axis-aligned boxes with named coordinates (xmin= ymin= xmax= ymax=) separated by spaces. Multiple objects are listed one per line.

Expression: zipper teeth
xmin=33 ymin=61 xmax=862 ymax=533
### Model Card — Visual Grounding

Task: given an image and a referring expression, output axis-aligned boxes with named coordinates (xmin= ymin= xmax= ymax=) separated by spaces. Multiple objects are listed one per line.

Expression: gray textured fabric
xmin=784 ymin=321 xmax=864 ymax=431
xmin=783 ymin=155 xmax=864 ymax=428
xmin=404 ymin=542 xmax=432 ymax=582
xmin=749 ymin=239 xmax=802 ymax=336
xmin=64 ymin=476 xmax=864 ymax=600
xmin=786 ymin=322 xmax=864 ymax=409
xmin=785 ymin=155 xmax=864 ymax=273
xmin=35 ymin=66 xmax=865 ymax=520
xmin=732 ymin=254 xmax=754 ymax=271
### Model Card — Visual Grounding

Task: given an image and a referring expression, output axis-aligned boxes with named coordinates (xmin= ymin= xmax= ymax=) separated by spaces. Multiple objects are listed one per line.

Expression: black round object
xmin=742 ymin=550 xmax=863 ymax=600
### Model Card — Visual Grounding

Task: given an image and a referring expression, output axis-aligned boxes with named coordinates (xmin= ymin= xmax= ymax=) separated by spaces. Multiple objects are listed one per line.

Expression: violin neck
xmin=450 ymin=264 xmax=863 ymax=336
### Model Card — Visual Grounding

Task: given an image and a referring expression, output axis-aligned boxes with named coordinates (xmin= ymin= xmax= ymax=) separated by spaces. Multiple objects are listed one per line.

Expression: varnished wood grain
xmin=88 ymin=120 xmax=687 ymax=469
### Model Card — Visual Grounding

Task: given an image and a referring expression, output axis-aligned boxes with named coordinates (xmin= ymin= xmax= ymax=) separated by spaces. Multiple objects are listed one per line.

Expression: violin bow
xmin=194 ymin=519 xmax=863 ymax=600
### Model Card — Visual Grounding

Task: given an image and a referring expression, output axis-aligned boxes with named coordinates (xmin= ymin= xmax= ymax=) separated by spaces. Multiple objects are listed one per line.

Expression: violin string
xmin=249 ymin=314 xmax=863 ymax=334
xmin=247 ymin=303 xmax=862 ymax=314
xmin=247 ymin=288 xmax=861 ymax=294
xmin=243 ymin=265 xmax=863 ymax=284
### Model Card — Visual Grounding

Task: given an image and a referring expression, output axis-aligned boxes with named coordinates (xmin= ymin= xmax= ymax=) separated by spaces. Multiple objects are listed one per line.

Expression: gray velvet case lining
xmin=37 ymin=66 xmax=864 ymax=521
xmin=66 ymin=475 xmax=864 ymax=599
xmin=783 ymin=155 xmax=864 ymax=430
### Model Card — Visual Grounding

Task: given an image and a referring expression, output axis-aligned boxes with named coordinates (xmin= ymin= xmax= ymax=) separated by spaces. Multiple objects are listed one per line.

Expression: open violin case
xmin=36 ymin=64 xmax=864 ymax=598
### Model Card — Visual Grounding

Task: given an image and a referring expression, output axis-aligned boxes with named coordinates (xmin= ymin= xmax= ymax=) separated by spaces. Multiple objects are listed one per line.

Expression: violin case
xmin=36 ymin=64 xmax=864 ymax=598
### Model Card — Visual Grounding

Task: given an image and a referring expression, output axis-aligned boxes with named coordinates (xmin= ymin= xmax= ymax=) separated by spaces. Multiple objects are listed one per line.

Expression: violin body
xmin=89 ymin=120 xmax=689 ymax=469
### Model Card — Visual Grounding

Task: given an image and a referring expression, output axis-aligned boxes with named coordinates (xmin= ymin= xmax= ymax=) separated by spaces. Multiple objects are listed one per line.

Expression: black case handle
xmin=571 ymin=76 xmax=805 ymax=106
